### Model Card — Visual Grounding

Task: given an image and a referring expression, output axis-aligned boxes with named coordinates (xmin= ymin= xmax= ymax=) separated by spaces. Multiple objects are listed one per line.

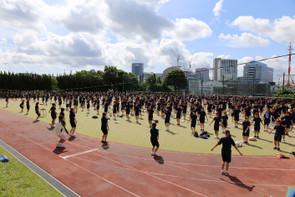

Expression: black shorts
xmin=191 ymin=122 xmax=196 ymax=128
xmin=274 ymin=134 xmax=282 ymax=142
xmin=36 ymin=112 xmax=40 ymax=116
xmin=214 ymin=125 xmax=219 ymax=131
xmin=254 ymin=126 xmax=260 ymax=132
xmin=51 ymin=114 xmax=57 ymax=119
xmin=234 ymin=116 xmax=239 ymax=121
xmin=148 ymin=115 xmax=153 ymax=121
xmin=242 ymin=131 xmax=249 ymax=137
xmin=200 ymin=119 xmax=205 ymax=124
xmin=165 ymin=118 xmax=170 ymax=124
xmin=176 ymin=114 xmax=181 ymax=119
xmin=150 ymin=138 xmax=159 ymax=148
xmin=70 ymin=121 xmax=76 ymax=128
xmin=102 ymin=128 xmax=108 ymax=135
xmin=264 ymin=119 xmax=270 ymax=125
xmin=221 ymin=152 xmax=231 ymax=163
xmin=222 ymin=123 xmax=227 ymax=128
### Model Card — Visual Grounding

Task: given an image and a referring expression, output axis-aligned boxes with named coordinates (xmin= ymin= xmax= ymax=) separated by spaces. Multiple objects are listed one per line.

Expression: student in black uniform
xmin=5 ymin=95 xmax=9 ymax=107
xmin=176 ymin=104 xmax=182 ymax=126
xmin=150 ymin=123 xmax=159 ymax=156
xmin=20 ymin=99 xmax=24 ymax=112
xmin=147 ymin=105 xmax=154 ymax=128
xmin=49 ymin=103 xmax=57 ymax=127
xmin=252 ymin=113 xmax=262 ymax=138
xmin=242 ymin=116 xmax=250 ymax=144
xmin=211 ymin=130 xmax=243 ymax=176
xmin=26 ymin=98 xmax=30 ymax=114
xmin=263 ymin=109 xmax=271 ymax=132
xmin=190 ymin=110 xmax=198 ymax=135
xmin=165 ymin=107 xmax=171 ymax=131
xmin=221 ymin=111 xmax=228 ymax=133
xmin=35 ymin=102 xmax=40 ymax=120
xmin=269 ymin=120 xmax=285 ymax=151
xmin=234 ymin=106 xmax=240 ymax=128
xmin=101 ymin=112 xmax=109 ymax=143
xmin=210 ymin=112 xmax=221 ymax=139
xmin=69 ymin=108 xmax=77 ymax=137
xmin=125 ymin=102 xmax=131 ymax=121
xmin=199 ymin=107 xmax=208 ymax=132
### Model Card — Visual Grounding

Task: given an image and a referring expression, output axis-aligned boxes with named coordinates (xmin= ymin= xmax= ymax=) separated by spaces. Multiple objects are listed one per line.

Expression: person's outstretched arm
xmin=211 ymin=143 xmax=219 ymax=151
xmin=234 ymin=146 xmax=243 ymax=156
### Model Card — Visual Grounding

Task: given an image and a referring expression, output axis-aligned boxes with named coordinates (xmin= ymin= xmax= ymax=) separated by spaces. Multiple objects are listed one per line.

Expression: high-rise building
xmin=213 ymin=58 xmax=237 ymax=81
xmin=195 ymin=68 xmax=210 ymax=81
xmin=243 ymin=62 xmax=273 ymax=84
xmin=132 ymin=63 xmax=144 ymax=79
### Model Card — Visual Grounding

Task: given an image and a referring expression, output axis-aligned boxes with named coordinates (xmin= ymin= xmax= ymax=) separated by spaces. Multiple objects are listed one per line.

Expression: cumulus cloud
xmin=166 ymin=18 xmax=212 ymax=41
xmin=219 ymin=33 xmax=270 ymax=47
xmin=105 ymin=0 xmax=173 ymax=41
xmin=213 ymin=0 xmax=224 ymax=18
xmin=232 ymin=16 xmax=295 ymax=42
xmin=0 ymin=0 xmax=48 ymax=32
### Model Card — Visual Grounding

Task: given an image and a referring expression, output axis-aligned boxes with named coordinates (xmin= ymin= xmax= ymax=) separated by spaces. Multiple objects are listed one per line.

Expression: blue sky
xmin=0 ymin=0 xmax=294 ymax=82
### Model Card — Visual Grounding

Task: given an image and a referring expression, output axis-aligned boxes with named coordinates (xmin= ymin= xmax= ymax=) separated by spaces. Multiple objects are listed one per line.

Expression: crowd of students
xmin=4 ymin=91 xmax=295 ymax=173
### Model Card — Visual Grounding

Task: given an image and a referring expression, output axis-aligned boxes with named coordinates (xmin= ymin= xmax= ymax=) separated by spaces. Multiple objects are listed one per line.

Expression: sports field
xmin=2 ymin=99 xmax=295 ymax=155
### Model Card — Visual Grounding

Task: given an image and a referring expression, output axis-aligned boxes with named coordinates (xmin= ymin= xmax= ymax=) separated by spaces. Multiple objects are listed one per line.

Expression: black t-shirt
xmin=70 ymin=111 xmax=75 ymax=121
xmin=218 ymin=137 xmax=236 ymax=154
xmin=101 ymin=117 xmax=108 ymax=130
xmin=50 ymin=107 xmax=56 ymax=115
xmin=274 ymin=125 xmax=285 ymax=135
xmin=221 ymin=115 xmax=228 ymax=124
xmin=214 ymin=117 xmax=221 ymax=126
xmin=199 ymin=111 xmax=206 ymax=120
xmin=150 ymin=128 xmax=159 ymax=139
xmin=242 ymin=121 xmax=250 ymax=131
xmin=253 ymin=117 xmax=261 ymax=126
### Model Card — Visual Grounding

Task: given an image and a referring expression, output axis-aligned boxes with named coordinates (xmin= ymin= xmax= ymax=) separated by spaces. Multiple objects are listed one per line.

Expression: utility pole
xmin=283 ymin=72 xmax=285 ymax=92
xmin=287 ymin=42 xmax=293 ymax=86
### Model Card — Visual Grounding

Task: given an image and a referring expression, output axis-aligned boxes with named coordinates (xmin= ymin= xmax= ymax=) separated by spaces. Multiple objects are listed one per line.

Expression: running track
xmin=0 ymin=108 xmax=294 ymax=197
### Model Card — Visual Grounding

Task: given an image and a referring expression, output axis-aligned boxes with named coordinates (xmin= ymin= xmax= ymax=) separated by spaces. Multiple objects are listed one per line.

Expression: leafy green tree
xmin=164 ymin=69 xmax=188 ymax=92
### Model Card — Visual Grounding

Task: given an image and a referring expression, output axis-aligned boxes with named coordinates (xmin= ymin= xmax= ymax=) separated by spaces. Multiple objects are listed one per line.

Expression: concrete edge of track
xmin=0 ymin=138 xmax=80 ymax=197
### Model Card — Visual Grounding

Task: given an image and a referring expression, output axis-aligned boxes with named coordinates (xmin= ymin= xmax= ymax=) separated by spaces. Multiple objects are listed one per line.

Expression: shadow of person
xmin=246 ymin=143 xmax=262 ymax=149
xmin=53 ymin=147 xmax=67 ymax=155
xmin=154 ymin=155 xmax=164 ymax=164
xmin=68 ymin=136 xmax=76 ymax=142
xmin=33 ymin=120 xmax=39 ymax=123
xmin=228 ymin=175 xmax=255 ymax=191
xmin=166 ymin=130 xmax=177 ymax=135
xmin=102 ymin=143 xmax=110 ymax=150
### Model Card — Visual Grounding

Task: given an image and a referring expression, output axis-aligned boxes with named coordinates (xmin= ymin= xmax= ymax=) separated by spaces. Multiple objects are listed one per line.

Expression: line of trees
xmin=0 ymin=66 xmax=189 ymax=93
xmin=0 ymin=72 xmax=53 ymax=90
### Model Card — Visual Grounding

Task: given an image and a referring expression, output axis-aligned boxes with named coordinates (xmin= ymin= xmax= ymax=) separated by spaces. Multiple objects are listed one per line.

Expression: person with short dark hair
xmin=242 ymin=116 xmax=250 ymax=144
xmin=69 ymin=108 xmax=77 ymax=137
xmin=150 ymin=123 xmax=159 ymax=156
xmin=101 ymin=112 xmax=109 ymax=143
xmin=211 ymin=130 xmax=243 ymax=176
xmin=49 ymin=103 xmax=57 ymax=127
xmin=210 ymin=112 xmax=221 ymax=139
xmin=269 ymin=120 xmax=285 ymax=151
xmin=190 ymin=110 xmax=197 ymax=135
xmin=252 ymin=113 xmax=263 ymax=138
xmin=35 ymin=102 xmax=40 ymax=120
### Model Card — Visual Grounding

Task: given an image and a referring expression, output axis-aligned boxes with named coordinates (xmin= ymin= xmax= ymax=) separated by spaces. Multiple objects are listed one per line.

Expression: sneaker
xmin=214 ymin=136 xmax=219 ymax=139
xmin=256 ymin=136 xmax=260 ymax=139
xmin=151 ymin=152 xmax=155 ymax=156
xmin=273 ymin=147 xmax=277 ymax=150
xmin=70 ymin=134 xmax=76 ymax=137
xmin=221 ymin=170 xmax=225 ymax=175
xmin=57 ymin=143 xmax=64 ymax=148
xmin=224 ymin=171 xmax=229 ymax=176
xmin=277 ymin=147 xmax=280 ymax=151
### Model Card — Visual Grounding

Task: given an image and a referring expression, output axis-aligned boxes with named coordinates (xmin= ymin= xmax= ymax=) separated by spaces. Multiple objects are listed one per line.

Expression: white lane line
xmin=61 ymin=149 xmax=98 ymax=159
xmin=64 ymin=158 xmax=140 ymax=197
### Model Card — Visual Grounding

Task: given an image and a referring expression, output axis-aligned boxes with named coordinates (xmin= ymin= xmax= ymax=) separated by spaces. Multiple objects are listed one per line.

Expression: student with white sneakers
xmin=150 ymin=123 xmax=159 ymax=156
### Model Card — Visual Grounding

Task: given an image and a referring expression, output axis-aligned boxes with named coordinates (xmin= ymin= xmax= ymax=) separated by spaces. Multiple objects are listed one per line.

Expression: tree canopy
xmin=164 ymin=69 xmax=188 ymax=92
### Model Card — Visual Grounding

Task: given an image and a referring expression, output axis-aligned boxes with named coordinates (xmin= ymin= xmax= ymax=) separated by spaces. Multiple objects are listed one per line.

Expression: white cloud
xmin=104 ymin=0 xmax=173 ymax=41
xmin=166 ymin=18 xmax=212 ymax=41
xmin=232 ymin=16 xmax=295 ymax=42
xmin=213 ymin=0 xmax=224 ymax=18
xmin=219 ymin=33 xmax=270 ymax=47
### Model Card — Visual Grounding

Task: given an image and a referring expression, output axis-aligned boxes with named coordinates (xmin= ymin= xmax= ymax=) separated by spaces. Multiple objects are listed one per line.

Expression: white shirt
xmin=55 ymin=122 xmax=64 ymax=135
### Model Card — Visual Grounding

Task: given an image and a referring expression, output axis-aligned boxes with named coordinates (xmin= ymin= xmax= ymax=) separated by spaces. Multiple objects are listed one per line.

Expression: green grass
xmin=2 ymin=99 xmax=295 ymax=155
xmin=0 ymin=146 xmax=62 ymax=197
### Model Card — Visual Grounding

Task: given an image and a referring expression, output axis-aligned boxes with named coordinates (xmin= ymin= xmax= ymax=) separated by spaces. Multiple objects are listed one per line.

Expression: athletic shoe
xmin=57 ymin=143 xmax=64 ymax=148
xmin=214 ymin=136 xmax=219 ymax=139
xmin=277 ymin=148 xmax=280 ymax=151
xmin=256 ymin=136 xmax=260 ymax=139
xmin=101 ymin=140 xmax=105 ymax=143
xmin=151 ymin=152 xmax=155 ymax=156
xmin=273 ymin=147 xmax=277 ymax=150
xmin=224 ymin=171 xmax=229 ymax=176
xmin=221 ymin=170 xmax=225 ymax=175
